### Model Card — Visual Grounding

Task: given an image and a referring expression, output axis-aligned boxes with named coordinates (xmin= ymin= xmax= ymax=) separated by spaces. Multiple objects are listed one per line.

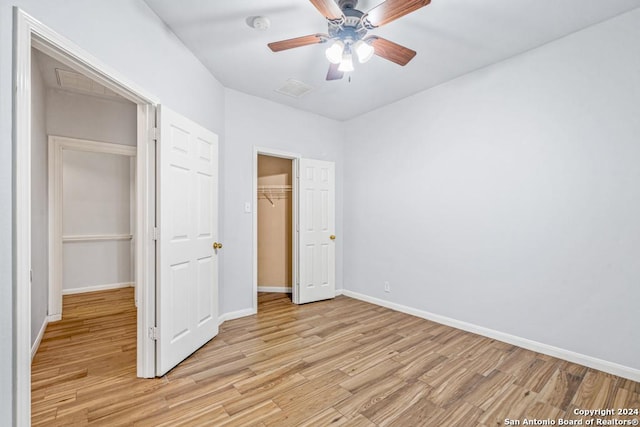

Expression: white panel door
xmin=298 ymin=159 xmax=335 ymax=304
xmin=157 ymin=106 xmax=219 ymax=375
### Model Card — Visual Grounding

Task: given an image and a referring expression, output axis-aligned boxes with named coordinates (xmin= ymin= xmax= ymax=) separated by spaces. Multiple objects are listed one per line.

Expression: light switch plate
xmin=244 ymin=202 xmax=251 ymax=213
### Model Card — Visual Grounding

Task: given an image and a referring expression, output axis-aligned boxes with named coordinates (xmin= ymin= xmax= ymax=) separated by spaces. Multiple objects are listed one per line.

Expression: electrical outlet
xmin=384 ymin=281 xmax=390 ymax=293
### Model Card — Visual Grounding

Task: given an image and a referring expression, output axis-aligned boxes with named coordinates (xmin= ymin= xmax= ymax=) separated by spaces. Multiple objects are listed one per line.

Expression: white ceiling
xmin=143 ymin=0 xmax=640 ymax=121
xmin=33 ymin=49 xmax=129 ymax=102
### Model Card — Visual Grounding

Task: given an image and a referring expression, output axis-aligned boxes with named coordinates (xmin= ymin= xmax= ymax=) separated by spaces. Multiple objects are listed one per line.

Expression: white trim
xmin=62 ymin=282 xmax=134 ymax=295
xmin=49 ymin=136 xmax=137 ymax=156
xmin=14 ymin=9 xmax=158 ymax=422
xmin=218 ymin=308 xmax=256 ymax=325
xmin=31 ymin=317 xmax=48 ymax=361
xmin=341 ymin=290 xmax=640 ymax=382
xmin=292 ymin=158 xmax=299 ymax=305
xmin=30 ymin=314 xmax=59 ymax=360
xmin=253 ymin=147 xmax=301 ymax=313
xmin=136 ymin=104 xmax=156 ymax=379
xmin=258 ymin=286 xmax=292 ymax=293
xmin=62 ymin=234 xmax=133 ymax=243
xmin=14 ymin=8 xmax=34 ymax=424
xmin=335 ymin=288 xmax=344 ymax=296
xmin=48 ymin=135 xmax=136 ymax=318
xmin=130 ymin=157 xmax=137 ymax=307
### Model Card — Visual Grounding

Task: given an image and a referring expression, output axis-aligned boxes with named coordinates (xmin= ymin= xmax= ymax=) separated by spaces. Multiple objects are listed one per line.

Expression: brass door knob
xmin=329 ymin=235 xmax=336 ymax=240
xmin=213 ymin=242 xmax=223 ymax=250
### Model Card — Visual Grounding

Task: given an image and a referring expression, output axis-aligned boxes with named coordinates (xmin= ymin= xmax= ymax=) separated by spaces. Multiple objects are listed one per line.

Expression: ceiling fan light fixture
xmin=325 ymin=40 xmax=344 ymax=64
xmin=266 ymin=0 xmax=429 ymax=80
xmin=354 ymin=39 xmax=374 ymax=63
xmin=338 ymin=51 xmax=354 ymax=72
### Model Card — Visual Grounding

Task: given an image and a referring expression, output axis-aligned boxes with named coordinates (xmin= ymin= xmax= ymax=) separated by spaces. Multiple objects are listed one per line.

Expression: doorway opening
xmin=252 ymin=148 xmax=337 ymax=311
xmin=257 ymin=155 xmax=294 ymax=306
xmin=47 ymin=135 xmax=137 ymax=317
xmin=15 ymin=9 xmax=157 ymax=423
xmin=252 ymin=148 xmax=300 ymax=312
xmin=32 ymin=44 xmax=140 ymax=328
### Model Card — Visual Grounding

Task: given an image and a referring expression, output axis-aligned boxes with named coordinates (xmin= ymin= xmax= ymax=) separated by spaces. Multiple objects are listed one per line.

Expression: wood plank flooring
xmin=32 ymin=289 xmax=640 ymax=426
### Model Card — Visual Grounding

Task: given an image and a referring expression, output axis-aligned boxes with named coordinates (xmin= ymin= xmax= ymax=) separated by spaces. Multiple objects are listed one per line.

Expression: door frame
xmin=48 ymin=136 xmax=137 ymax=317
xmin=14 ymin=8 xmax=158 ymax=423
xmin=252 ymin=147 xmax=300 ymax=311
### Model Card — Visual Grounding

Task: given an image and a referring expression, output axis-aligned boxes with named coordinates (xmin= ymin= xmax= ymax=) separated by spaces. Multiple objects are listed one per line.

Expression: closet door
xmin=297 ymin=158 xmax=335 ymax=304
xmin=156 ymin=106 xmax=219 ymax=375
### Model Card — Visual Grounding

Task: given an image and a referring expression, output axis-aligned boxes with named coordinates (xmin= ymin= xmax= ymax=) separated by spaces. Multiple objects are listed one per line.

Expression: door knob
xmin=330 ymin=235 xmax=336 ymax=240
xmin=213 ymin=242 xmax=223 ymax=250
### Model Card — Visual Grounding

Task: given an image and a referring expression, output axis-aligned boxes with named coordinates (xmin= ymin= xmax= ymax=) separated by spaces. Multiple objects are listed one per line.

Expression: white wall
xmin=0 ymin=4 xmax=12 ymax=416
xmin=31 ymin=50 xmax=48 ymax=347
xmin=0 ymin=1 xmax=226 ymax=422
xmin=223 ymin=89 xmax=344 ymax=313
xmin=344 ymin=8 xmax=640 ymax=372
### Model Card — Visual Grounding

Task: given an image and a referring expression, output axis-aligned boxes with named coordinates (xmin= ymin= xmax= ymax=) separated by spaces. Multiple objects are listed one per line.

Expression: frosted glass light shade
xmin=325 ymin=41 xmax=344 ymax=64
xmin=338 ymin=52 xmax=354 ymax=72
xmin=354 ymin=40 xmax=374 ymax=63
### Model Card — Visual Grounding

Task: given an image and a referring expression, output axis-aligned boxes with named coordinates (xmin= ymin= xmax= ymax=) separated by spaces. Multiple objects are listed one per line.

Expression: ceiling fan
xmin=268 ymin=0 xmax=431 ymax=81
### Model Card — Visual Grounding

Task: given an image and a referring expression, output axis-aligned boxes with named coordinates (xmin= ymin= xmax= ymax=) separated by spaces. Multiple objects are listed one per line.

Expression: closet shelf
xmin=258 ymin=184 xmax=291 ymax=205
xmin=257 ymin=184 xmax=292 ymax=195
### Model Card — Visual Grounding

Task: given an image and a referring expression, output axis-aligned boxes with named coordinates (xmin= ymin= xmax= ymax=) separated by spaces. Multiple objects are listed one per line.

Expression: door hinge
xmin=148 ymin=326 xmax=158 ymax=340
xmin=151 ymin=127 xmax=158 ymax=141
xmin=152 ymin=227 xmax=159 ymax=241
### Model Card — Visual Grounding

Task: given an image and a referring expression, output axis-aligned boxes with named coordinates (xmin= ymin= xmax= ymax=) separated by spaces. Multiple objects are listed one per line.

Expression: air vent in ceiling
xmin=55 ymin=68 xmax=120 ymax=98
xmin=275 ymin=79 xmax=313 ymax=98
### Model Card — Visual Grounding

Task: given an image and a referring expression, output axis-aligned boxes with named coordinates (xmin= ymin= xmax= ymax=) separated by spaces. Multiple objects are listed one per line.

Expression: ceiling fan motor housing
xmin=329 ymin=3 xmax=367 ymax=44
xmin=338 ymin=0 xmax=358 ymax=9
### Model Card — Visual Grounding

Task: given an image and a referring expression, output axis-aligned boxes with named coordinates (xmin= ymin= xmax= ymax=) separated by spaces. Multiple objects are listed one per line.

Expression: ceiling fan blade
xmin=367 ymin=36 xmax=417 ymax=66
xmin=326 ymin=63 xmax=344 ymax=81
xmin=309 ymin=0 xmax=344 ymax=21
xmin=364 ymin=0 xmax=430 ymax=28
xmin=268 ymin=34 xmax=325 ymax=52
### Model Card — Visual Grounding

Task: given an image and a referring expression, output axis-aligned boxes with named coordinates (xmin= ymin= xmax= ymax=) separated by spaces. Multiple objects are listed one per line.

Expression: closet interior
xmin=257 ymin=155 xmax=293 ymax=296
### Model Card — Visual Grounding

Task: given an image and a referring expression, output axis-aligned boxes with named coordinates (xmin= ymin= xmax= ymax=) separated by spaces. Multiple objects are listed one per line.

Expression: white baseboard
xmin=218 ymin=308 xmax=256 ymax=325
xmin=62 ymin=282 xmax=134 ymax=295
xmin=31 ymin=314 xmax=58 ymax=360
xmin=341 ymin=289 xmax=640 ymax=382
xmin=31 ymin=318 xmax=47 ymax=360
xmin=258 ymin=286 xmax=292 ymax=293
xmin=335 ymin=288 xmax=344 ymax=296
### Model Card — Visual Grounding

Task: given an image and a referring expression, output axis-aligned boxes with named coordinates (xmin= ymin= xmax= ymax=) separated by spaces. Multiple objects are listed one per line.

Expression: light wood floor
xmin=32 ymin=289 xmax=639 ymax=426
